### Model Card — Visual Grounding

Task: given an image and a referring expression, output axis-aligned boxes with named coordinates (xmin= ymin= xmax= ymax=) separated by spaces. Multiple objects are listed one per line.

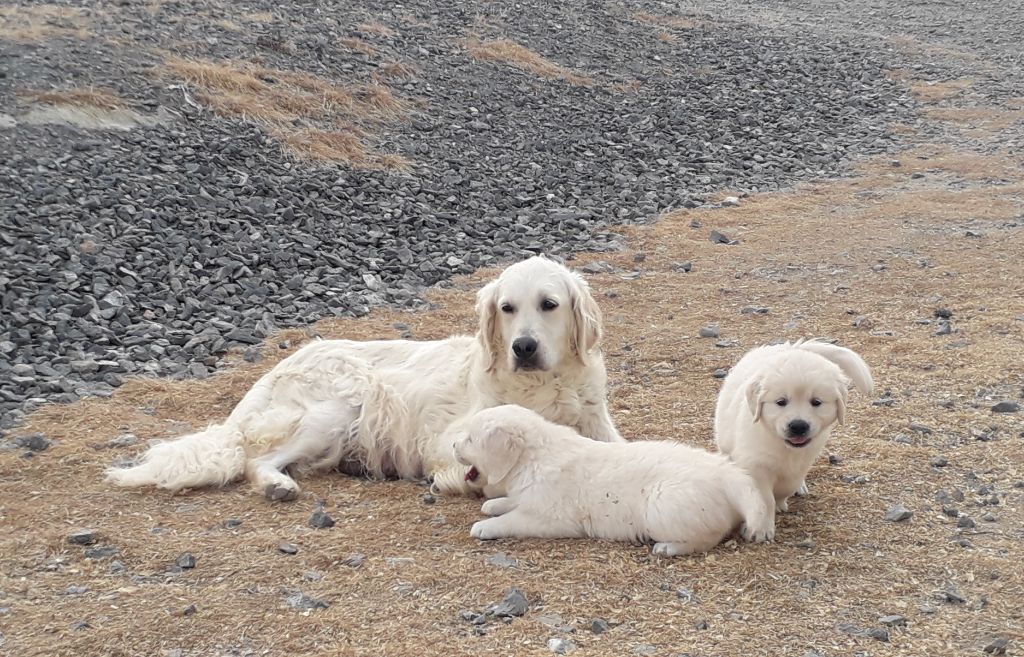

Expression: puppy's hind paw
xmin=795 ymin=481 xmax=809 ymax=497
xmin=651 ymin=542 xmax=689 ymax=557
xmin=263 ymin=483 xmax=299 ymax=502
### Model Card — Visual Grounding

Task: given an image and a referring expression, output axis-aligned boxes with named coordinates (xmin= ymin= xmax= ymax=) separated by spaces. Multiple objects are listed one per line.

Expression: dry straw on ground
xmin=0 ymin=4 xmax=91 ymax=42
xmin=466 ymin=38 xmax=595 ymax=86
xmin=163 ymin=57 xmax=409 ymax=168
xmin=18 ymin=87 xmax=125 ymax=110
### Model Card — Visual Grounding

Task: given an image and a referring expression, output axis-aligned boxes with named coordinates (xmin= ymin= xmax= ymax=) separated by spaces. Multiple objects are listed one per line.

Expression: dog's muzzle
xmin=511 ymin=336 xmax=541 ymax=370
xmin=784 ymin=419 xmax=812 ymax=448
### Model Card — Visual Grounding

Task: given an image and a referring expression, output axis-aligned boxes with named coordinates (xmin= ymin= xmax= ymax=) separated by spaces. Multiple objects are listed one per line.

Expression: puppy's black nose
xmin=512 ymin=336 xmax=539 ymax=359
xmin=787 ymin=420 xmax=810 ymax=436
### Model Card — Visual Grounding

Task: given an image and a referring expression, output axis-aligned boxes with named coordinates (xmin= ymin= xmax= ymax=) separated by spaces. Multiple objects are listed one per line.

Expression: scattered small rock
xmin=70 ymin=620 xmax=90 ymax=631
xmin=838 ymin=622 xmax=889 ymax=642
xmin=590 ymin=618 xmax=611 ymax=634
xmin=878 ymin=614 xmax=906 ymax=627
xmin=581 ymin=261 xmax=616 ymax=274
xmin=16 ymin=434 xmax=52 ymax=451
xmin=934 ymin=308 xmax=953 ymax=319
xmin=671 ymin=261 xmax=693 ymax=273
xmin=633 ymin=645 xmax=657 ymax=656
xmin=176 ymin=553 xmax=196 ymax=569
xmin=222 ymin=518 xmax=243 ymax=528
xmin=930 ymin=456 xmax=949 ymax=468
xmin=182 ymin=604 xmax=197 ymax=617
xmin=934 ymin=320 xmax=953 ymax=336
xmin=487 ymin=587 xmax=529 ymax=618
xmin=68 ymin=529 xmax=98 ymax=546
xmin=487 ymin=552 xmax=518 ymax=568
xmin=675 ymin=587 xmax=698 ymax=603
xmin=386 ymin=557 xmax=415 ymax=567
xmin=937 ymin=585 xmax=967 ymax=604
xmin=341 ymin=553 xmax=366 ymax=568
xmin=547 ymin=637 xmax=576 ymax=654
xmin=64 ymin=585 xmax=88 ymax=595
xmin=85 ymin=545 xmax=119 ymax=559
xmin=420 ymin=493 xmax=436 ymax=505
xmin=957 ymin=516 xmax=976 ymax=529
xmin=709 ymin=230 xmax=737 ymax=245
xmin=698 ymin=325 xmax=720 ymax=338
xmin=828 ymin=454 xmax=843 ymax=465
xmin=740 ymin=306 xmax=769 ymax=315
xmin=884 ymin=504 xmax=913 ymax=522
xmin=721 ymin=196 xmax=740 ymax=206
xmin=285 ymin=591 xmax=329 ymax=610
xmin=712 ymin=368 xmax=729 ymax=379
xmin=460 ymin=609 xmax=487 ymax=625
xmin=984 ymin=637 xmax=1010 ymax=655
xmin=909 ymin=423 xmax=933 ymax=435
xmin=308 ymin=509 xmax=335 ymax=529
xmin=278 ymin=542 xmax=299 ymax=555
xmin=991 ymin=401 xmax=1019 ymax=413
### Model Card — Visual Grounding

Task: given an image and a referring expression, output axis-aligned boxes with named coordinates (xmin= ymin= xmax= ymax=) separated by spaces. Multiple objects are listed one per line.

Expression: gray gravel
xmin=0 ymin=0 xmax=917 ymax=425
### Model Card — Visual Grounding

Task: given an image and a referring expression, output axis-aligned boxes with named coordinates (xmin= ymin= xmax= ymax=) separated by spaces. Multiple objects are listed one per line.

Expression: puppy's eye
xmin=810 ymin=398 xmax=822 ymax=407
xmin=541 ymin=298 xmax=559 ymax=311
xmin=775 ymin=398 xmax=788 ymax=407
xmin=500 ymin=303 xmax=515 ymax=314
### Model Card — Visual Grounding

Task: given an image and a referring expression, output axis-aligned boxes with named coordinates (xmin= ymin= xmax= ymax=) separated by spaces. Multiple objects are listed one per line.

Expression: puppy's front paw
xmin=795 ymin=481 xmax=809 ymax=497
xmin=470 ymin=520 xmax=499 ymax=540
xmin=776 ymin=497 xmax=790 ymax=513
xmin=741 ymin=519 xmax=775 ymax=544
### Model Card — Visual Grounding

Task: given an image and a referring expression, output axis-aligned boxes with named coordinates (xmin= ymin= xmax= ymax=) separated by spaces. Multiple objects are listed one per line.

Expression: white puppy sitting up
xmin=455 ymin=405 xmax=775 ymax=557
xmin=715 ymin=339 xmax=873 ymax=514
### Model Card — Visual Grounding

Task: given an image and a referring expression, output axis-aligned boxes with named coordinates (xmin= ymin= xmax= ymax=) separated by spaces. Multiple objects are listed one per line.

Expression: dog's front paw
xmin=263 ymin=482 xmax=299 ymax=502
xmin=795 ymin=481 xmax=809 ymax=497
xmin=470 ymin=520 xmax=500 ymax=540
xmin=776 ymin=497 xmax=790 ymax=513
xmin=741 ymin=519 xmax=775 ymax=544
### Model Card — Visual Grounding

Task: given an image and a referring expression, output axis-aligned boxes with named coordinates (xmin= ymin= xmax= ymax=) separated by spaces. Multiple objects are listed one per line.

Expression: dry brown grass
xmin=340 ymin=36 xmax=377 ymax=56
xmin=376 ymin=61 xmax=417 ymax=80
xmin=909 ymin=78 xmax=975 ymax=102
xmin=466 ymin=38 xmax=595 ymax=86
xmin=0 ymin=4 xmax=91 ymax=42
xmin=635 ymin=12 xmax=700 ymax=30
xmin=655 ymin=31 xmax=678 ymax=43
xmin=924 ymin=106 xmax=1024 ymax=132
xmin=163 ymin=57 xmax=408 ymax=169
xmin=241 ymin=11 xmax=275 ymax=23
xmin=19 ymin=86 xmax=124 ymax=110
xmin=357 ymin=21 xmax=396 ymax=38
xmin=4 ymin=145 xmax=1023 ymax=656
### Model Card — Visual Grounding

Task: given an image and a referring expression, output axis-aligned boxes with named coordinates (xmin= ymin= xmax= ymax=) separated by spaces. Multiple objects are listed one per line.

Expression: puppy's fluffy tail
xmin=105 ymin=424 xmax=246 ymax=491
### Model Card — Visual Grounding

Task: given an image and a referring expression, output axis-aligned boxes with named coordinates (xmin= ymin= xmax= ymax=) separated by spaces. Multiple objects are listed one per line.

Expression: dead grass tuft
xmin=466 ymin=38 xmax=594 ymax=86
xmin=340 ymin=36 xmax=377 ymax=56
xmin=655 ymin=30 xmax=678 ymax=43
xmin=357 ymin=21 xmax=396 ymax=38
xmin=163 ymin=57 xmax=408 ymax=168
xmin=909 ymin=77 xmax=975 ymax=102
xmin=376 ymin=61 xmax=416 ymax=80
xmin=19 ymin=86 xmax=124 ymax=110
xmin=924 ymin=106 xmax=1024 ymax=131
xmin=635 ymin=12 xmax=700 ymax=30
xmin=278 ymin=128 xmax=410 ymax=170
xmin=0 ymin=4 xmax=91 ymax=42
xmin=241 ymin=11 xmax=274 ymax=23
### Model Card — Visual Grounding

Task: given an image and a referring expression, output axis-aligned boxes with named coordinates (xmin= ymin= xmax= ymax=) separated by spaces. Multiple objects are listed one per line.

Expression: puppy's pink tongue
xmin=465 ymin=466 xmax=480 ymax=482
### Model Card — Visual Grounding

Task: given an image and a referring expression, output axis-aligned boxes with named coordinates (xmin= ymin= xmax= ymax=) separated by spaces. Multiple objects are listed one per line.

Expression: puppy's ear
xmin=797 ymin=340 xmax=874 ymax=396
xmin=835 ymin=382 xmax=850 ymax=425
xmin=570 ymin=271 xmax=602 ymax=366
xmin=475 ymin=280 xmax=501 ymax=372
xmin=745 ymin=376 xmax=765 ymax=423
xmin=478 ymin=423 xmax=525 ymax=483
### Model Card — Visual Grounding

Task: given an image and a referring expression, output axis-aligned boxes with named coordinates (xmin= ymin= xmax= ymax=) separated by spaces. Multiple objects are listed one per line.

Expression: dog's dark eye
xmin=500 ymin=303 xmax=515 ymax=314
xmin=775 ymin=398 xmax=788 ymax=407
xmin=541 ymin=299 xmax=559 ymax=311
xmin=810 ymin=398 xmax=822 ymax=407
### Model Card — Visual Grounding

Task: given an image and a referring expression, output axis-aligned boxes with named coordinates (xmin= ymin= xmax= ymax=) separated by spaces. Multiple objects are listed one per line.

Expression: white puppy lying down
xmin=455 ymin=405 xmax=775 ymax=556
xmin=715 ymin=339 xmax=873 ymax=514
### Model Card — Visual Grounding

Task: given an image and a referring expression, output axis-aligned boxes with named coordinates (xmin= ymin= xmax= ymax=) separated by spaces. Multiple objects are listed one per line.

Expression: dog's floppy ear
xmin=475 ymin=280 xmax=502 ymax=372
xmin=745 ymin=376 xmax=766 ymax=423
xmin=834 ymin=380 xmax=850 ymax=425
xmin=569 ymin=271 xmax=603 ymax=366
xmin=477 ymin=422 xmax=525 ymax=484
xmin=797 ymin=340 xmax=874 ymax=396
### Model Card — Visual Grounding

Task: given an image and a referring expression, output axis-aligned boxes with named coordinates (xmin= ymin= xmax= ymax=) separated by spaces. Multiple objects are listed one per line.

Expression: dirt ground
xmin=3 ymin=8 xmax=1024 ymax=657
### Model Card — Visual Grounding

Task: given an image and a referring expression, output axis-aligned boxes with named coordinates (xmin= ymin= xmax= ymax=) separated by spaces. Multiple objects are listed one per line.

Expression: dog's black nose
xmin=512 ymin=336 xmax=539 ymax=360
xmin=787 ymin=420 xmax=810 ymax=436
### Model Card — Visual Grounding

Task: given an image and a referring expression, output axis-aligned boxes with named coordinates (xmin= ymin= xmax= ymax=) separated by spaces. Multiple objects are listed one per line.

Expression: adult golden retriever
xmin=106 ymin=256 xmax=623 ymax=500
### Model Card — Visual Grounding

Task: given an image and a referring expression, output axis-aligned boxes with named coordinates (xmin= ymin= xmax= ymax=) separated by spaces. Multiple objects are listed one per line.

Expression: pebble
xmin=984 ymin=638 xmax=1010 ymax=655
xmin=278 ymin=542 xmax=299 ymax=555
xmin=930 ymin=456 xmax=949 ymax=467
xmin=878 ymin=614 xmax=906 ymax=626
xmin=386 ymin=557 xmax=415 ymax=567
xmin=182 ymin=604 xmax=197 ymax=616
xmin=698 ymin=325 xmax=720 ymax=338
xmin=547 ymin=638 xmax=576 ymax=654
xmin=16 ymin=434 xmax=51 ymax=451
xmin=712 ymin=368 xmax=729 ymax=379
xmin=991 ymin=401 xmax=1019 ymax=413
xmin=341 ymin=554 xmax=366 ymax=568
xmin=308 ymin=509 xmax=336 ymax=529
xmin=487 ymin=552 xmax=519 ymax=568
xmin=884 ymin=504 xmax=913 ymax=522
xmin=85 ymin=546 xmax=120 ymax=559
xmin=709 ymin=230 xmax=737 ymax=245
xmin=957 ymin=516 xmax=976 ymax=529
xmin=176 ymin=553 xmax=197 ymax=569
xmin=285 ymin=592 xmax=329 ymax=610
xmin=721 ymin=196 xmax=740 ymax=206
xmin=68 ymin=529 xmax=98 ymax=546
xmin=487 ymin=587 xmax=529 ymax=617
xmin=590 ymin=618 xmax=611 ymax=634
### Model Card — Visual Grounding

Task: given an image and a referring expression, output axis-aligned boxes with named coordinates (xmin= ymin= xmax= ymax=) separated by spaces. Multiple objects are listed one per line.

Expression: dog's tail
xmin=105 ymin=424 xmax=246 ymax=491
